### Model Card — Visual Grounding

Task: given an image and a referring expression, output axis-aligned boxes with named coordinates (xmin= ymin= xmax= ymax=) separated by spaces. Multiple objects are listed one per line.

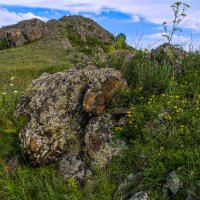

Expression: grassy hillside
xmin=0 ymin=15 xmax=124 ymax=92
xmin=0 ymin=17 xmax=200 ymax=200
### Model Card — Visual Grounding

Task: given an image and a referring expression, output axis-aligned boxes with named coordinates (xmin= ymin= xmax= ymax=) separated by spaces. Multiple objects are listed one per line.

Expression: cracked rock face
xmin=0 ymin=16 xmax=114 ymax=48
xmin=84 ymin=115 xmax=126 ymax=168
xmin=15 ymin=66 xmax=127 ymax=173
xmin=1 ymin=18 xmax=47 ymax=47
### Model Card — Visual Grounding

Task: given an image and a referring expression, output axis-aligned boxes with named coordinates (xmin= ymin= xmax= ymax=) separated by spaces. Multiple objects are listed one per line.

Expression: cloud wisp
xmin=0 ymin=8 xmax=48 ymax=27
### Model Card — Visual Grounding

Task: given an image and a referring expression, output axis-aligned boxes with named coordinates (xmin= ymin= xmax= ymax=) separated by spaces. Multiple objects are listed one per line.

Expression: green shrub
xmin=0 ymin=39 xmax=8 ymax=50
xmin=111 ymin=54 xmax=200 ymax=199
xmin=114 ymin=51 xmax=173 ymax=94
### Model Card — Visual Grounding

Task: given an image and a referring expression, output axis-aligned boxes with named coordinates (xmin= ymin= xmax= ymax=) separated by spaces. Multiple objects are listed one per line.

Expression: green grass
xmin=0 ymin=39 xmax=75 ymax=92
xmin=0 ymin=164 xmax=78 ymax=200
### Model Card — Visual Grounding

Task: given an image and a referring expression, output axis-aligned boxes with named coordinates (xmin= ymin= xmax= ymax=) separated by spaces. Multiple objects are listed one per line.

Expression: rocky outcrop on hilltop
xmin=14 ymin=66 xmax=127 ymax=182
xmin=0 ymin=15 xmax=114 ymax=48
xmin=58 ymin=16 xmax=114 ymax=43
xmin=0 ymin=18 xmax=47 ymax=47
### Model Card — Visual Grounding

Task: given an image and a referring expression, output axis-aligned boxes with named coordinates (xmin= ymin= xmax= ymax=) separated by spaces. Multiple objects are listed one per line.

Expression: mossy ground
xmin=0 ymin=39 xmax=200 ymax=199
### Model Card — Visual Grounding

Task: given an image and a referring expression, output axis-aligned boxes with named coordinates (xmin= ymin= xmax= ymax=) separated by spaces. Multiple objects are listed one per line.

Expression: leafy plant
xmin=162 ymin=2 xmax=190 ymax=44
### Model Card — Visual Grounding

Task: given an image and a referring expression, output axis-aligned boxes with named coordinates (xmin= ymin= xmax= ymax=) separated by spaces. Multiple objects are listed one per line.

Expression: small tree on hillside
xmin=116 ymin=33 xmax=126 ymax=49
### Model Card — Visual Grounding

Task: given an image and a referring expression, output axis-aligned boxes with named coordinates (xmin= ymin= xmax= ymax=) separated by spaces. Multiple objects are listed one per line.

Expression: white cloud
xmin=0 ymin=8 xmax=48 ymax=27
xmin=0 ymin=1 xmax=199 ymax=31
xmin=131 ymin=15 xmax=140 ymax=23
xmin=146 ymin=33 xmax=191 ymax=43
xmin=0 ymin=0 xmax=199 ymax=30
xmin=142 ymin=32 xmax=200 ymax=51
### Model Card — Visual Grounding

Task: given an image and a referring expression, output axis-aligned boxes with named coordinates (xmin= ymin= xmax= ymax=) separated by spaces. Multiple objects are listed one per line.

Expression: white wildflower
xmin=10 ymin=76 xmax=15 ymax=81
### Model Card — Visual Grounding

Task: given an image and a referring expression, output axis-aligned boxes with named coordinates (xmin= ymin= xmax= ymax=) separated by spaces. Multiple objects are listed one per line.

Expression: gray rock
xmin=150 ymin=43 xmax=186 ymax=74
xmin=84 ymin=114 xmax=126 ymax=169
xmin=58 ymin=153 xmax=91 ymax=183
xmin=129 ymin=191 xmax=148 ymax=200
xmin=15 ymin=66 xmax=127 ymax=181
xmin=118 ymin=173 xmax=135 ymax=194
xmin=118 ymin=173 xmax=148 ymax=200
xmin=4 ymin=156 xmax=18 ymax=176
xmin=163 ymin=171 xmax=183 ymax=195
xmin=61 ymin=38 xmax=72 ymax=49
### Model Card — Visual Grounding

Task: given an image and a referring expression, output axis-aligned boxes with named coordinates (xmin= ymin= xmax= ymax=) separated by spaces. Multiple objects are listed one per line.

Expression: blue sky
xmin=0 ymin=0 xmax=200 ymax=50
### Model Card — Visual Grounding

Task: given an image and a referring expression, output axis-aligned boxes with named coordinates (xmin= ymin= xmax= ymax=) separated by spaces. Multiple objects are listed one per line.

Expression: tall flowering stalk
xmin=162 ymin=2 xmax=190 ymax=44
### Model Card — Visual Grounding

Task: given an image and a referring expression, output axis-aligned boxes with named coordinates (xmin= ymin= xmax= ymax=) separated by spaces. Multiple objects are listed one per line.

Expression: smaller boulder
xmin=58 ymin=153 xmax=91 ymax=184
xmin=150 ymin=43 xmax=186 ymax=74
xmin=118 ymin=173 xmax=148 ymax=200
xmin=4 ymin=156 xmax=18 ymax=176
xmin=129 ymin=191 xmax=148 ymax=200
xmin=163 ymin=171 xmax=183 ymax=195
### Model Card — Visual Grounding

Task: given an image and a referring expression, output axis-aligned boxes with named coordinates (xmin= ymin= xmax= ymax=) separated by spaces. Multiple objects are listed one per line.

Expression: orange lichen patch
xmin=30 ymin=136 xmax=40 ymax=152
xmin=83 ymin=92 xmax=97 ymax=113
xmin=83 ymin=76 xmax=127 ymax=115
xmin=96 ymin=77 xmax=127 ymax=115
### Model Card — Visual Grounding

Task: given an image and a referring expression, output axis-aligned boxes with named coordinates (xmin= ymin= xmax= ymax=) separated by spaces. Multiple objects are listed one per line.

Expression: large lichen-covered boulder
xmin=15 ymin=66 xmax=127 ymax=167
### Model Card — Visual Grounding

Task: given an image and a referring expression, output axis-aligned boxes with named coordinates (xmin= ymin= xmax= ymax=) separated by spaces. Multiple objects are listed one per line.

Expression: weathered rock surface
xmin=15 ymin=66 xmax=127 ymax=180
xmin=58 ymin=153 xmax=91 ymax=183
xmin=0 ymin=15 xmax=114 ymax=48
xmin=118 ymin=173 xmax=148 ymax=200
xmin=163 ymin=171 xmax=183 ymax=196
xmin=84 ymin=114 xmax=126 ymax=168
xmin=4 ymin=156 xmax=18 ymax=177
xmin=0 ymin=18 xmax=47 ymax=47
xmin=150 ymin=43 xmax=186 ymax=74
xmin=129 ymin=191 xmax=148 ymax=200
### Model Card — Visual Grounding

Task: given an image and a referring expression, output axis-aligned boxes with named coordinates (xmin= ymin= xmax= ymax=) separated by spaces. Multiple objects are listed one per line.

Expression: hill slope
xmin=0 ymin=15 xmax=125 ymax=91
